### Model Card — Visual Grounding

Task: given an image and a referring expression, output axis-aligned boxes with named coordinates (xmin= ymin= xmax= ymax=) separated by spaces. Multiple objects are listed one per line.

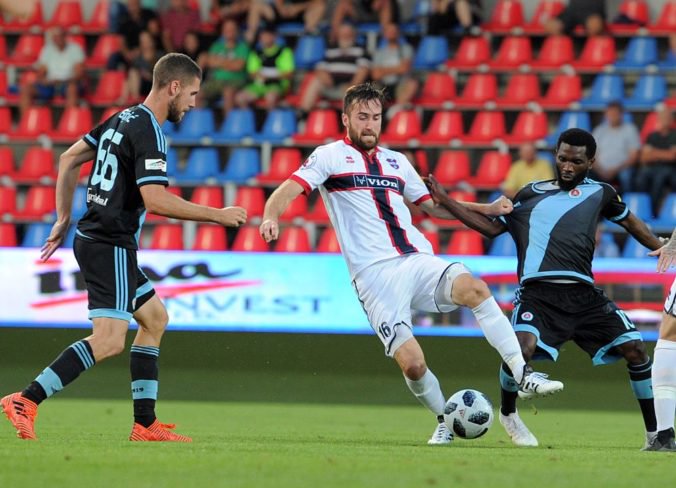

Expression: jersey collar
xmin=138 ymin=104 xmax=162 ymax=127
xmin=343 ymin=136 xmax=381 ymax=159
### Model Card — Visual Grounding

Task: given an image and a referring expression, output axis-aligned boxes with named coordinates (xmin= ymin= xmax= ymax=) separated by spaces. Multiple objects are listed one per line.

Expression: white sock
xmin=472 ymin=297 xmax=526 ymax=384
xmin=653 ymin=339 xmax=676 ymax=432
xmin=405 ymin=369 xmax=446 ymax=416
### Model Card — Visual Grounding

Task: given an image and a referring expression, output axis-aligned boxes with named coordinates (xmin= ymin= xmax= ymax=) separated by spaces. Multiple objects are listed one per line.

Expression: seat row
xmin=0 ymin=0 xmax=109 ymax=34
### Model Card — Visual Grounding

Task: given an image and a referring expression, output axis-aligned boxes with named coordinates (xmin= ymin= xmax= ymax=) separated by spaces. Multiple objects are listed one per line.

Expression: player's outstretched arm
xmin=260 ymin=179 xmax=305 ymax=242
xmin=41 ymin=140 xmax=96 ymax=261
xmin=617 ymin=213 xmax=664 ymax=253
xmin=139 ymin=184 xmax=247 ymax=227
xmin=649 ymin=228 xmax=676 ymax=273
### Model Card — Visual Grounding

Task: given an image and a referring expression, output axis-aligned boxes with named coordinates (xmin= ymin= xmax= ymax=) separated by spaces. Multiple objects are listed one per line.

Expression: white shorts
xmin=666 ymin=278 xmax=676 ymax=317
xmin=352 ymin=253 xmax=471 ymax=357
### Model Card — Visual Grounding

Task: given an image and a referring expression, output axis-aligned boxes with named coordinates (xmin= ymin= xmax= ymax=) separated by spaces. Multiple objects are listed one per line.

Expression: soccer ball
xmin=443 ymin=389 xmax=494 ymax=439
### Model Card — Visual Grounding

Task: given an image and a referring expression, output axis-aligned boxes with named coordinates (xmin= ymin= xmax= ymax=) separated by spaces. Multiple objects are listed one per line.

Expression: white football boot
xmin=518 ymin=367 xmax=564 ymax=400
xmin=428 ymin=421 xmax=453 ymax=445
xmin=499 ymin=410 xmax=538 ymax=447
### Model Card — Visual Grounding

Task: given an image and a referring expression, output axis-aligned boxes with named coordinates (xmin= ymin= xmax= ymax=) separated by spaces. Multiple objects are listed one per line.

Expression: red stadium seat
xmin=149 ymin=224 xmax=184 ymax=250
xmin=99 ymin=106 xmax=124 ymax=124
xmin=11 ymin=106 xmax=53 ymax=140
xmin=455 ymin=74 xmax=498 ymax=109
xmin=503 ymin=111 xmax=548 ymax=144
xmin=275 ymin=226 xmax=311 ymax=253
xmin=0 ymin=36 xmax=7 ymax=62
xmin=416 ymin=73 xmax=457 ymax=108
xmin=446 ymin=229 xmax=484 ymax=255
xmin=0 ymin=223 xmax=17 ymax=247
xmin=284 ymin=72 xmax=316 ymax=108
xmin=4 ymin=71 xmax=36 ymax=105
xmin=8 ymin=34 xmax=44 ymax=67
xmin=306 ymin=197 xmax=330 ymax=224
xmin=292 ymin=109 xmax=339 ymax=145
xmin=432 ymin=150 xmax=471 ymax=186
xmin=487 ymin=36 xmax=532 ymax=70
xmin=47 ymin=1 xmax=83 ymax=29
xmin=87 ymin=34 xmax=122 ymax=69
xmin=445 ymin=36 xmax=490 ymax=70
xmin=82 ymin=0 xmax=111 ymax=33
xmin=495 ymin=73 xmax=540 ymax=108
xmin=231 ymin=225 xmax=269 ymax=252
xmin=0 ymin=187 xmax=17 ymax=217
xmin=190 ymin=186 xmax=224 ymax=208
xmin=145 ymin=186 xmax=182 ymax=222
xmin=523 ymin=1 xmax=564 ymax=34
xmin=89 ymin=71 xmax=125 ymax=106
xmin=257 ymin=148 xmax=302 ymax=185
xmin=0 ymin=147 xmax=15 ymax=177
xmin=0 ymin=106 xmax=10 ymax=135
xmin=13 ymin=186 xmax=56 ymax=220
xmin=466 ymin=152 xmax=511 ymax=188
xmin=233 ymin=187 xmax=265 ymax=219
xmin=316 ymin=227 xmax=341 ymax=253
xmin=421 ymin=229 xmax=440 ymax=254
xmin=610 ymin=0 xmax=649 ymax=33
xmin=483 ymin=0 xmax=525 ymax=32
xmin=52 ymin=106 xmax=93 ymax=143
xmin=530 ymin=35 xmax=574 ymax=71
xmin=16 ymin=147 xmax=56 ymax=183
xmin=414 ymin=149 xmax=430 ymax=175
xmin=380 ymin=110 xmax=422 ymax=145
xmin=640 ymin=112 xmax=658 ymax=142
xmin=460 ymin=112 xmax=506 ymax=145
xmin=571 ymin=36 xmax=616 ymax=72
xmin=419 ymin=111 xmax=464 ymax=145
xmin=538 ymin=74 xmax=581 ymax=109
xmin=192 ymin=224 xmax=227 ymax=251
xmin=279 ymin=195 xmax=308 ymax=222
xmin=426 ymin=190 xmax=476 ymax=228
xmin=651 ymin=1 xmax=676 ymax=34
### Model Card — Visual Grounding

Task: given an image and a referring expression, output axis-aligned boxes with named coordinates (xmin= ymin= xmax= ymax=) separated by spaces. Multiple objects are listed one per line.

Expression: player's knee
xmin=620 ymin=340 xmax=649 ymax=364
xmin=402 ymin=360 xmax=427 ymax=381
xmin=452 ymin=276 xmax=491 ymax=308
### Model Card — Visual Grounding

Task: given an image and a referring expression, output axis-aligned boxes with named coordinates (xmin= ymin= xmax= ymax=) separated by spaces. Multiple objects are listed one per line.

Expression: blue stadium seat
xmin=22 ymin=223 xmax=52 ymax=247
xmin=545 ymin=111 xmax=592 ymax=146
xmin=71 ymin=186 xmax=88 ymax=219
xmin=624 ymin=75 xmax=667 ymax=110
xmin=221 ymin=148 xmax=261 ymax=184
xmin=488 ymin=232 xmax=517 ymax=257
xmin=413 ymin=36 xmax=449 ymax=70
xmin=614 ymin=37 xmax=658 ymax=70
xmin=293 ymin=35 xmax=326 ymax=70
xmin=651 ymin=193 xmax=676 ymax=231
xmin=622 ymin=192 xmax=653 ymax=221
xmin=63 ymin=224 xmax=77 ymax=248
xmin=162 ymin=120 xmax=176 ymax=136
xmin=170 ymin=108 xmax=215 ymax=144
xmin=213 ymin=108 xmax=255 ymax=144
xmin=276 ymin=22 xmax=305 ymax=36
xmin=251 ymin=109 xmax=297 ymax=143
xmin=176 ymin=148 xmax=222 ymax=183
xmin=595 ymin=232 xmax=620 ymax=258
xmin=166 ymin=148 xmax=179 ymax=176
xmin=622 ymin=237 xmax=651 ymax=259
xmin=659 ymin=50 xmax=676 ymax=71
xmin=579 ymin=74 xmax=625 ymax=110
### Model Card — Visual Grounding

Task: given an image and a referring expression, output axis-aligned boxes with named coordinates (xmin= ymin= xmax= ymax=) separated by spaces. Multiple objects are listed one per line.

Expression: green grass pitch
xmin=0 ymin=399 xmax=673 ymax=488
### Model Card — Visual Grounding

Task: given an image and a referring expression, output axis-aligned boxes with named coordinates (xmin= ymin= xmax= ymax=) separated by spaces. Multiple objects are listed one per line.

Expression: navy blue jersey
xmin=78 ymin=104 xmax=169 ymax=249
xmin=498 ymin=179 xmax=629 ymax=285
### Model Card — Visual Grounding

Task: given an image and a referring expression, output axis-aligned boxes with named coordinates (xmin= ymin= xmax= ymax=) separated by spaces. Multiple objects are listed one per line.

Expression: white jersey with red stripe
xmin=291 ymin=137 xmax=434 ymax=278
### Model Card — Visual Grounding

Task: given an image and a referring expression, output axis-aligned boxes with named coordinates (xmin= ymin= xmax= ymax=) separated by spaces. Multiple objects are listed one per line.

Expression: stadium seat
xmin=622 ymin=237 xmax=651 ymax=259
xmin=306 ymin=197 xmax=330 ymax=224
xmin=495 ymin=73 xmax=540 ymax=109
xmin=98 ymin=106 xmax=124 ymax=125
xmin=622 ymin=192 xmax=653 ymax=221
xmin=0 ymin=36 xmax=7 ymax=63
xmin=445 ymin=36 xmax=490 ymax=70
xmin=145 ymin=186 xmax=181 ymax=222
xmin=14 ymin=186 xmax=56 ymax=220
xmin=0 ymin=147 xmax=15 ymax=177
xmin=419 ymin=229 xmax=439 ymax=254
xmin=233 ymin=187 xmax=265 ymax=219
xmin=503 ymin=111 xmax=548 ymax=144
xmin=88 ymin=71 xmax=125 ymax=106
xmin=316 ymin=227 xmax=341 ymax=253
xmin=16 ymin=147 xmax=56 ymax=183
xmin=571 ymin=36 xmax=616 ymax=72
xmin=251 ymin=109 xmax=296 ymax=143
xmin=455 ymin=74 xmax=498 ymax=108
xmin=483 ymin=0 xmax=524 ymax=32
xmin=4 ymin=2 xmax=44 ymax=33
xmin=222 ymin=148 xmax=261 ymax=183
xmin=192 ymin=224 xmax=227 ymax=251
xmin=579 ymin=74 xmax=625 ymax=109
xmin=257 ymin=148 xmax=302 ymax=186
xmin=284 ymin=72 xmax=315 ymax=108
xmin=488 ymin=232 xmax=517 ymax=256
xmin=68 ymin=186 xmax=88 ymax=220
xmin=47 ymin=0 xmax=83 ymax=29
xmin=487 ymin=36 xmax=532 ymax=70
xmin=614 ymin=37 xmax=658 ymax=70
xmin=419 ymin=111 xmax=464 ymax=145
xmin=52 ymin=106 xmax=93 ymax=143
xmin=624 ymin=74 xmax=667 ymax=110
xmin=523 ymin=0 xmax=564 ymax=34
xmin=171 ymin=108 xmax=215 ymax=144
xmin=412 ymin=36 xmax=449 ymax=70
xmin=651 ymin=194 xmax=676 ymax=231
xmin=0 ymin=223 xmax=17 ymax=247
xmin=78 ymin=161 xmax=93 ymax=183
xmin=545 ymin=111 xmax=592 ymax=146
xmin=651 ymin=1 xmax=676 ymax=34
xmin=231 ymin=225 xmax=269 ymax=252
xmin=87 ymin=34 xmax=122 ymax=68
xmin=0 ymin=106 xmax=10 ymax=135
xmin=292 ymin=109 xmax=340 ymax=145
xmin=380 ymin=110 xmax=422 ymax=145
xmin=82 ymin=0 xmax=110 ymax=33
xmin=149 ymin=224 xmax=184 ymax=250
xmin=190 ymin=186 xmax=224 ymax=208
xmin=414 ymin=149 xmax=429 ymax=175
xmin=279 ymin=195 xmax=308 ymax=222
xmin=446 ymin=229 xmax=484 ymax=255
xmin=21 ymin=223 xmax=52 ymax=247
xmin=460 ymin=111 xmax=506 ymax=145
xmin=466 ymin=151 xmax=511 ymax=188
xmin=530 ymin=35 xmax=574 ymax=71
xmin=0 ymin=186 xmax=17 ymax=217
xmin=213 ymin=108 xmax=255 ymax=143
xmin=8 ymin=34 xmax=44 ymax=67
xmin=415 ymin=73 xmax=457 ymax=108
xmin=432 ymin=150 xmax=471 ymax=186
xmin=610 ymin=0 xmax=649 ymax=33
xmin=538 ymin=74 xmax=581 ymax=109
xmin=275 ymin=226 xmax=311 ymax=253
xmin=175 ymin=148 xmax=222 ymax=183
xmin=293 ymin=35 xmax=326 ymax=70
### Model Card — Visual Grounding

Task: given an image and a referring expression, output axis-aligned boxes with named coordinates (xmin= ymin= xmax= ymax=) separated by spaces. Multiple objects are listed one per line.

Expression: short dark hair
xmin=152 ymin=52 xmax=202 ymax=89
xmin=556 ymin=128 xmax=597 ymax=159
xmin=343 ymin=83 xmax=387 ymax=115
xmin=606 ymin=100 xmax=624 ymax=111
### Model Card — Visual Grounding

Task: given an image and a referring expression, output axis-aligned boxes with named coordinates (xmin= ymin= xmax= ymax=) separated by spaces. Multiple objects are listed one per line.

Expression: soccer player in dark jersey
xmin=424 ymin=128 xmax=664 ymax=449
xmin=1 ymin=53 xmax=247 ymax=442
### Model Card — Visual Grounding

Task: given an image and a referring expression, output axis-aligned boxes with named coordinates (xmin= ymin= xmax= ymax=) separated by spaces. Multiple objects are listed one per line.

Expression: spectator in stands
xmin=634 ymin=107 xmax=676 ymax=215
xmin=427 ymin=0 xmax=483 ymax=36
xmin=180 ymin=30 xmax=208 ymax=70
xmin=546 ymin=0 xmax=606 ymax=37
xmin=199 ymin=19 xmax=250 ymax=112
xmin=161 ymin=0 xmax=202 ymax=53
xmin=591 ymin=101 xmax=640 ymax=192
xmin=19 ymin=27 xmax=85 ymax=116
xmin=299 ymin=23 xmax=370 ymax=114
xmin=118 ymin=30 xmax=165 ymax=103
xmin=0 ymin=0 xmax=37 ymax=18
xmin=329 ymin=0 xmax=398 ymax=44
xmin=244 ymin=0 xmax=327 ymax=44
xmin=371 ymin=23 xmax=419 ymax=120
xmin=501 ymin=143 xmax=555 ymax=199
xmin=208 ymin=0 xmax=250 ymax=28
xmin=235 ymin=25 xmax=294 ymax=109
xmin=108 ymin=0 xmax=160 ymax=71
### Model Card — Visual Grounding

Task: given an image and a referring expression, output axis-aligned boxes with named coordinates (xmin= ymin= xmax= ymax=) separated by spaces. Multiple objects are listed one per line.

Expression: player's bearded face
xmin=167 ymin=97 xmax=184 ymax=123
xmin=555 ymin=143 xmax=591 ymax=191
xmin=346 ymin=101 xmax=382 ymax=152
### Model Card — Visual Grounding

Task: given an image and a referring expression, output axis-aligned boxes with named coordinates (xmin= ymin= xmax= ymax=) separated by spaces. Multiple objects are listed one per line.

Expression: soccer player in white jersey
xmin=259 ymin=83 xmax=563 ymax=445
xmin=645 ymin=228 xmax=676 ymax=451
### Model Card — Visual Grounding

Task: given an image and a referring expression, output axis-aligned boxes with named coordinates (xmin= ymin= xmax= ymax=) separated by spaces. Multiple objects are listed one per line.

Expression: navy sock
xmin=499 ymin=362 xmax=519 ymax=416
xmin=628 ymin=358 xmax=657 ymax=432
xmin=130 ymin=345 xmax=160 ymax=427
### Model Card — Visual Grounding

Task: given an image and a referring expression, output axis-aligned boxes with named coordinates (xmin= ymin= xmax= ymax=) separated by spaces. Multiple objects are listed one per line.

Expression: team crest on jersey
xmin=302 ymin=153 xmax=317 ymax=169
xmin=521 ymin=312 xmax=534 ymax=321
xmin=568 ymin=188 xmax=581 ymax=198
xmin=118 ymin=109 xmax=138 ymax=123
xmin=386 ymin=158 xmax=399 ymax=169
